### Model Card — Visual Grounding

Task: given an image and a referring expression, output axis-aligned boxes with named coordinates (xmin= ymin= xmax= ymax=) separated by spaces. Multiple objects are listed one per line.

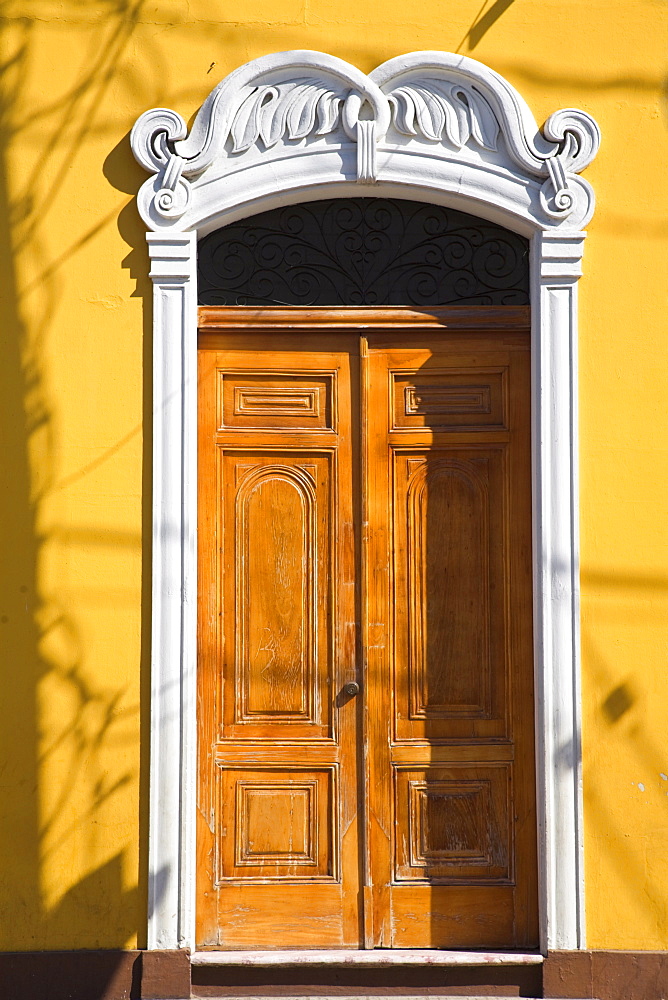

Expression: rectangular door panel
xmin=393 ymin=447 xmax=507 ymax=741
xmin=394 ymin=764 xmax=512 ymax=882
xmin=390 ymin=885 xmax=516 ymax=948
xmin=216 ymin=766 xmax=337 ymax=881
xmin=392 ymin=368 xmax=508 ymax=431
xmin=205 ymin=885 xmax=350 ymax=949
xmin=197 ymin=338 xmax=360 ymax=949
xmin=365 ymin=331 xmax=537 ymax=949
xmin=221 ymin=449 xmax=334 ymax=739
xmin=219 ymin=371 xmax=335 ymax=431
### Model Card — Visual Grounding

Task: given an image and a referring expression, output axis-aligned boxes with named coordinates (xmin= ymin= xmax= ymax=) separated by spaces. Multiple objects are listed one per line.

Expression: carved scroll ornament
xmin=131 ymin=50 xmax=600 ymax=231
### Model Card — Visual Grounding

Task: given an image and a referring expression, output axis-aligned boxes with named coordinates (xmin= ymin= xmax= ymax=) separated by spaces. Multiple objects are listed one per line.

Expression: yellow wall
xmin=0 ymin=0 xmax=666 ymax=951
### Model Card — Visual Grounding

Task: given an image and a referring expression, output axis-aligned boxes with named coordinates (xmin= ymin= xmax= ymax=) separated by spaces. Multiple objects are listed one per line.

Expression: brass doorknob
xmin=343 ymin=681 xmax=360 ymax=697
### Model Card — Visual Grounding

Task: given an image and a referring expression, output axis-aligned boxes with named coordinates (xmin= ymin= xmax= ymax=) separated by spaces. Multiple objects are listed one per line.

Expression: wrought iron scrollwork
xmin=197 ymin=198 xmax=529 ymax=307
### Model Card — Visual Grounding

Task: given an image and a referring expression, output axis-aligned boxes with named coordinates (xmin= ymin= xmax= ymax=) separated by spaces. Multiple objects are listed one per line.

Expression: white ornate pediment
xmin=131 ymin=49 xmax=599 ymax=235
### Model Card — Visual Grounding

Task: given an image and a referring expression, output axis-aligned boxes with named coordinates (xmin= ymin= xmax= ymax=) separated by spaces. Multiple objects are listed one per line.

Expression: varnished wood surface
xmin=197 ymin=337 xmax=361 ymax=948
xmin=197 ymin=312 xmax=537 ymax=951
xmin=364 ymin=331 xmax=537 ymax=948
xmin=198 ymin=305 xmax=531 ymax=331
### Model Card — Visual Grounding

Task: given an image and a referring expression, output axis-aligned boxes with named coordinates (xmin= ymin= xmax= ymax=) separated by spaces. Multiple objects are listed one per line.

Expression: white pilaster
xmin=531 ymin=230 xmax=586 ymax=951
xmin=147 ymin=232 xmax=198 ymax=950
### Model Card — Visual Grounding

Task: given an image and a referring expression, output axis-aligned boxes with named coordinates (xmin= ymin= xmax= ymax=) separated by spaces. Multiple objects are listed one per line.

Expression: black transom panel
xmin=197 ymin=198 xmax=529 ymax=307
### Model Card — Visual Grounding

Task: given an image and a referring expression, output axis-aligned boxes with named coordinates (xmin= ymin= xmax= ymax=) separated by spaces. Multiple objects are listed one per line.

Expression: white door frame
xmin=131 ymin=49 xmax=600 ymax=954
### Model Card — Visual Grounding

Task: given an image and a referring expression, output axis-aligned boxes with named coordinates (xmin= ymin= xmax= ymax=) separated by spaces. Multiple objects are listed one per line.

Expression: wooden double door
xmin=197 ymin=309 xmax=537 ymax=951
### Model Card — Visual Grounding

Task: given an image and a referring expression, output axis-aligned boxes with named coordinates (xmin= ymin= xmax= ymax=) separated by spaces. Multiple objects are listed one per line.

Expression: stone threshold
xmin=191 ymin=950 xmax=545 ymax=968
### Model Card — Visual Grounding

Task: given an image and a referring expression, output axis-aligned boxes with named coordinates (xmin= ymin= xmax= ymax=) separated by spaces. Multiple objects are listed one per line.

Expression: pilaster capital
xmin=534 ymin=231 xmax=586 ymax=283
xmin=147 ymin=232 xmax=197 ymax=283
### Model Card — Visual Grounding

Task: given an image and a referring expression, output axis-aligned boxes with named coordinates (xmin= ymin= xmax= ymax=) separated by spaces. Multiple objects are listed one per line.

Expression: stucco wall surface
xmin=0 ymin=0 xmax=667 ymax=951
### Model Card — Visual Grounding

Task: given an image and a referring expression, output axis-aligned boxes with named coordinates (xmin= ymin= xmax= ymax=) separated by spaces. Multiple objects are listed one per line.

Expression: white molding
xmin=131 ymin=49 xmax=599 ymax=955
xmin=531 ymin=232 xmax=587 ymax=951
xmin=146 ymin=233 xmax=198 ymax=949
xmin=131 ymin=49 xmax=599 ymax=236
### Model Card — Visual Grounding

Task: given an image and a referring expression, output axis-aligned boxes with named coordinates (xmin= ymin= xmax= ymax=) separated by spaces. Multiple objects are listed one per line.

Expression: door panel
xmin=222 ymin=450 xmax=333 ymax=739
xmin=197 ymin=338 xmax=360 ymax=948
xmin=393 ymin=764 xmax=512 ymax=882
xmin=393 ymin=448 xmax=506 ymax=738
xmin=197 ymin=323 xmax=537 ymax=951
xmin=364 ymin=332 xmax=537 ymax=948
xmin=216 ymin=766 xmax=337 ymax=879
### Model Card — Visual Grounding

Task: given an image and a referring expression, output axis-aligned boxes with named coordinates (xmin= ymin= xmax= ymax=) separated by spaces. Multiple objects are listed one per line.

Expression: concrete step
xmin=188 ymin=950 xmax=551 ymax=999
xmin=190 ymin=950 xmax=545 ymax=968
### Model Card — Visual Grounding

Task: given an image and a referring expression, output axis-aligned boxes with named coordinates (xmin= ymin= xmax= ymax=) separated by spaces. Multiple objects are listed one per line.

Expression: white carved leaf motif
xmin=388 ymin=80 xmax=499 ymax=151
xmin=230 ymin=81 xmax=344 ymax=153
xmin=131 ymin=51 xmax=600 ymax=230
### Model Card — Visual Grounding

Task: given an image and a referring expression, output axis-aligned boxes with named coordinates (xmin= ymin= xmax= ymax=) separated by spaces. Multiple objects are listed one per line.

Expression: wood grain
xmin=198 ymin=305 xmax=530 ymax=331
xmin=197 ymin=336 xmax=360 ymax=948
xmin=365 ymin=330 xmax=537 ymax=948
xmin=197 ymin=311 xmax=537 ymax=951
